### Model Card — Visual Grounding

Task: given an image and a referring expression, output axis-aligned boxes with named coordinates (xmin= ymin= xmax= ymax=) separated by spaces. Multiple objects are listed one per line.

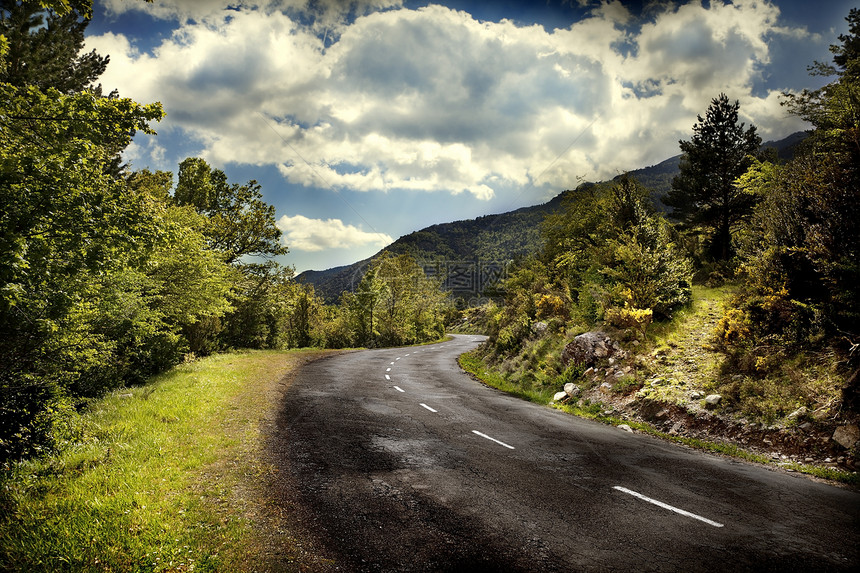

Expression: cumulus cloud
xmin=100 ymin=0 xmax=402 ymax=28
xmin=88 ymin=0 xmax=810 ymax=201
xmin=277 ymin=214 xmax=394 ymax=251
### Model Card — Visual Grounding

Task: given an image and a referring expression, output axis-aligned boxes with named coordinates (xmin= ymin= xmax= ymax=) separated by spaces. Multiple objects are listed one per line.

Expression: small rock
xmin=832 ymin=424 xmax=859 ymax=449
xmin=704 ymin=394 xmax=722 ymax=409
xmin=553 ymin=391 xmax=568 ymax=402
xmin=608 ymin=357 xmax=617 ymax=366
xmin=804 ymin=458 xmax=814 ymax=463
xmin=564 ymin=383 xmax=581 ymax=398
xmin=631 ymin=340 xmax=640 ymax=347
xmin=690 ymin=391 xmax=703 ymax=400
xmin=614 ymin=371 xmax=625 ymax=379
xmin=799 ymin=422 xmax=812 ymax=431
xmin=531 ymin=321 xmax=548 ymax=335
xmin=599 ymin=382 xmax=613 ymax=393
xmin=118 ymin=393 xmax=133 ymax=399
xmin=786 ymin=406 xmax=808 ymax=421
xmin=583 ymin=367 xmax=595 ymax=377
xmin=617 ymin=424 xmax=633 ymax=433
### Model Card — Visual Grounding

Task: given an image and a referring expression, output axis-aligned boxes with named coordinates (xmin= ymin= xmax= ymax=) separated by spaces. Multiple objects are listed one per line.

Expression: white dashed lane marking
xmin=612 ymin=486 xmax=724 ymax=528
xmin=393 ymin=386 xmax=405 ymax=393
xmin=472 ymin=430 xmax=515 ymax=450
xmin=420 ymin=403 xmax=438 ymax=413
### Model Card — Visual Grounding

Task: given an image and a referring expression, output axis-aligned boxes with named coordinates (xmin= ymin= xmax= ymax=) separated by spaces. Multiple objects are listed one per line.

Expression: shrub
xmin=605 ymin=306 xmax=653 ymax=337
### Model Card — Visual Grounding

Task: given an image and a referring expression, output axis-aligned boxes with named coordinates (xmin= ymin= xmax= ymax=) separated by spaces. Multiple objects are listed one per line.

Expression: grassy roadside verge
xmin=0 ymin=349 xmax=336 ymax=572
xmin=459 ymin=350 xmax=859 ymax=486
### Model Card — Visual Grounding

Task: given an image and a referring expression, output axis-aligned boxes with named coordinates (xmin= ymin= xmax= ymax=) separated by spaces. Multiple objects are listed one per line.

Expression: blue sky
xmin=85 ymin=0 xmax=855 ymax=273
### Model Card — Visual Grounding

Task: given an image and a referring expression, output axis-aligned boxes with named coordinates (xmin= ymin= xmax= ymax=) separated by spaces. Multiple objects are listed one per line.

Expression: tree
xmin=731 ymin=8 xmax=860 ymax=344
xmin=548 ymin=176 xmax=692 ymax=325
xmin=174 ymin=157 xmax=288 ymax=264
xmin=665 ymin=93 xmax=761 ymax=261
xmin=0 ymin=0 xmax=108 ymax=94
xmin=343 ymin=253 xmax=449 ymax=348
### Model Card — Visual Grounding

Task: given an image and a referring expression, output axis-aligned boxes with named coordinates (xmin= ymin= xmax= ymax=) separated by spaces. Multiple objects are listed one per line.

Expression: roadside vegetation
xmin=0 ymin=349 xmax=337 ymax=572
xmin=463 ymin=10 xmax=860 ymax=482
xmin=0 ymin=0 xmax=451 ymax=464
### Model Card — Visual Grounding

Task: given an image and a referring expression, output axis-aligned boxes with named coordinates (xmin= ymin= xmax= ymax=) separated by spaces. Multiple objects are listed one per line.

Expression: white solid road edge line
xmin=393 ymin=386 xmax=405 ymax=393
xmin=612 ymin=486 xmax=724 ymax=528
xmin=472 ymin=430 xmax=515 ymax=450
xmin=420 ymin=403 xmax=438 ymax=413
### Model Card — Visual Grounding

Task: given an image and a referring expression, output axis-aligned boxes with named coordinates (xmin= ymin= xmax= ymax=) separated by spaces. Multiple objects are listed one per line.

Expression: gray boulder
xmin=561 ymin=331 xmax=627 ymax=368
xmin=832 ymin=424 xmax=859 ymax=449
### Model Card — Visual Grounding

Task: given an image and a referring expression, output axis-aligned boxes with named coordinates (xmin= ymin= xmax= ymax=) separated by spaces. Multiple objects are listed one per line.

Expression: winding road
xmin=271 ymin=335 xmax=859 ymax=571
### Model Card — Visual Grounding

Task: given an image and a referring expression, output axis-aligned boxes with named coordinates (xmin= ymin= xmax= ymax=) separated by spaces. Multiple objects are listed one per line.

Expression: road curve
xmin=270 ymin=335 xmax=859 ymax=572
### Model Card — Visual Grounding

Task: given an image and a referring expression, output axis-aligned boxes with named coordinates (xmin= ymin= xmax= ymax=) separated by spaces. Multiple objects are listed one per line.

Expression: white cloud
xmin=88 ymin=1 xmax=811 ymax=200
xmin=277 ymin=214 xmax=393 ymax=251
xmin=100 ymin=0 xmax=403 ymax=27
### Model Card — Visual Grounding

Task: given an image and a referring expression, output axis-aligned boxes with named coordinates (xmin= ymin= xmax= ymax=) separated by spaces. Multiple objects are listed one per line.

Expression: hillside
xmin=297 ymin=191 xmax=572 ymax=302
xmin=297 ymin=132 xmax=807 ymax=302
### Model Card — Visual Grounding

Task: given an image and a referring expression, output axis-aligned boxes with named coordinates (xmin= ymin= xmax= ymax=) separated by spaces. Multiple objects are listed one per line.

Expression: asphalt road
xmin=271 ymin=335 xmax=860 ymax=572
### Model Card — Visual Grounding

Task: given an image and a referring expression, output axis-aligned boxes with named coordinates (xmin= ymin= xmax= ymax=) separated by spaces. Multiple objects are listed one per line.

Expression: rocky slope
xmin=551 ymin=287 xmax=858 ymax=481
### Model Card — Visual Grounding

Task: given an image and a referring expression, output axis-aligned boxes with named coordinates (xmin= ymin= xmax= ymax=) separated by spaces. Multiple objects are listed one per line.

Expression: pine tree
xmin=0 ymin=0 xmax=108 ymax=94
xmin=664 ymin=93 xmax=761 ymax=261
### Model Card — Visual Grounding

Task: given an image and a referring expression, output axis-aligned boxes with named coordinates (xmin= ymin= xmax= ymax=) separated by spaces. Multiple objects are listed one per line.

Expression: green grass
xmin=459 ymin=350 xmax=556 ymax=405
xmin=0 ymin=349 xmax=335 ymax=572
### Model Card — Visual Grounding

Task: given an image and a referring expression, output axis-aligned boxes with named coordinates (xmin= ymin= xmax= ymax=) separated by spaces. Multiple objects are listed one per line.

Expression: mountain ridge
xmin=297 ymin=131 xmax=806 ymax=303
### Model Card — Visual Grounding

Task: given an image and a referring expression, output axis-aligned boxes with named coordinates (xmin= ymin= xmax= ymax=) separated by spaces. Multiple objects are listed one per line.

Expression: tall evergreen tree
xmin=0 ymin=0 xmax=108 ymax=94
xmin=665 ymin=93 xmax=761 ymax=261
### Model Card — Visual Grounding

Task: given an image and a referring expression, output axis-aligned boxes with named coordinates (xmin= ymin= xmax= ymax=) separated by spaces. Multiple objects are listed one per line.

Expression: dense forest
xmin=0 ymin=0 xmax=449 ymax=462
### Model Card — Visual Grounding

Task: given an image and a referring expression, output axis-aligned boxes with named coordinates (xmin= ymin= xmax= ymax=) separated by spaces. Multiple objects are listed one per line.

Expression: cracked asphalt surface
xmin=268 ymin=335 xmax=859 ymax=572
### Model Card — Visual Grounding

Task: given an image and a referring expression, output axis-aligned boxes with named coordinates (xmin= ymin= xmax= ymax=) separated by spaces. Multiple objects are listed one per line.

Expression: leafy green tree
xmin=343 ymin=253 xmax=448 ymax=348
xmin=174 ymin=157 xmax=288 ymax=264
xmin=729 ymin=9 xmax=860 ymax=346
xmin=285 ymin=283 xmax=322 ymax=348
xmin=549 ymin=176 xmax=692 ymax=324
xmin=664 ymin=93 xmax=761 ymax=261
xmin=0 ymin=88 xmax=164 ymax=458
xmin=173 ymin=157 xmax=294 ymax=351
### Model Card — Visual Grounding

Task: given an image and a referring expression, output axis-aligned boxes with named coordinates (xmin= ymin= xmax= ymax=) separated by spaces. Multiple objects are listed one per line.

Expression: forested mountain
xmin=297 ymin=132 xmax=806 ymax=302
xmin=298 ymin=191 xmax=572 ymax=302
